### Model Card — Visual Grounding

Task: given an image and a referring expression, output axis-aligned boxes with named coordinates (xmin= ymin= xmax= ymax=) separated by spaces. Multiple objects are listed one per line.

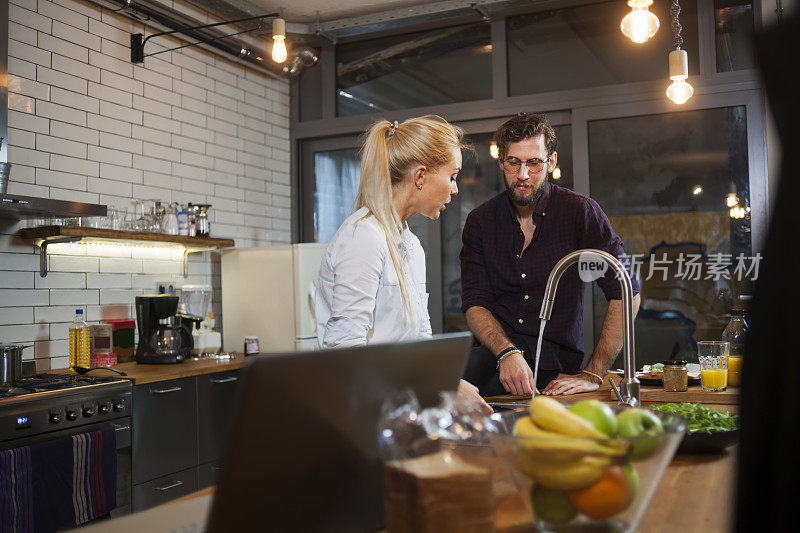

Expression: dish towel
xmin=0 ymin=427 xmax=117 ymax=533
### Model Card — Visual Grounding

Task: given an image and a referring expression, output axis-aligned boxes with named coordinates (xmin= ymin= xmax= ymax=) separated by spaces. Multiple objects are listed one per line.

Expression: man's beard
xmin=506 ymin=179 xmax=546 ymax=207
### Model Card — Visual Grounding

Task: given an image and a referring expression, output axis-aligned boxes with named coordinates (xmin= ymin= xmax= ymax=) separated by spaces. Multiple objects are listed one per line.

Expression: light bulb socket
xmin=628 ymin=0 xmax=653 ymax=7
xmin=272 ymin=17 xmax=286 ymax=39
xmin=669 ymin=49 xmax=689 ymax=79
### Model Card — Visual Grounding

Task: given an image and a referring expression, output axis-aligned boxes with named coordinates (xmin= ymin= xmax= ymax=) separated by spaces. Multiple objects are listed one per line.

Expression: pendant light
xmin=272 ymin=17 xmax=288 ymax=63
xmin=489 ymin=141 xmax=499 ymax=159
xmin=666 ymin=0 xmax=693 ymax=104
xmin=620 ymin=0 xmax=660 ymax=43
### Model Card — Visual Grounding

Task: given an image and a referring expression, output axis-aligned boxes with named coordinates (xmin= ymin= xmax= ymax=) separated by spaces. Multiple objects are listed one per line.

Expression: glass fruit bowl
xmin=488 ymin=398 xmax=686 ymax=532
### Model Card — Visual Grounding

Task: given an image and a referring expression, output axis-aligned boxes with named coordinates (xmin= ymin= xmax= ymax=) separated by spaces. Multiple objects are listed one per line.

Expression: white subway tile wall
xmin=1 ymin=0 xmax=292 ymax=370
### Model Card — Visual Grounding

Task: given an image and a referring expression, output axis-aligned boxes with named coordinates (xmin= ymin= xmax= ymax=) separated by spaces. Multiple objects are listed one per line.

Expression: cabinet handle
xmin=154 ymin=480 xmax=184 ymax=492
xmin=151 ymin=386 xmax=182 ymax=395
xmin=113 ymin=424 xmax=131 ymax=432
xmin=210 ymin=376 xmax=238 ymax=384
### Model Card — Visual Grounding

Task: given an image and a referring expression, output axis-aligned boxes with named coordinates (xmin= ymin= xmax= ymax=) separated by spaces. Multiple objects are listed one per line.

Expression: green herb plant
xmin=651 ymin=403 xmax=739 ymax=434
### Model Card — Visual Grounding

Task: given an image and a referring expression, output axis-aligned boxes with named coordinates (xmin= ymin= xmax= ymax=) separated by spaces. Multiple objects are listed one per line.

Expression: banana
xmin=522 ymin=455 xmax=611 ymax=491
xmin=513 ymin=417 xmax=629 ymax=463
xmin=529 ymin=396 xmax=607 ymax=440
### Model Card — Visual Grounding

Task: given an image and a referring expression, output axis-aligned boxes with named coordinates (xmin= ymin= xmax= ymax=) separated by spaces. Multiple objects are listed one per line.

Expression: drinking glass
xmin=698 ymin=341 xmax=729 ymax=392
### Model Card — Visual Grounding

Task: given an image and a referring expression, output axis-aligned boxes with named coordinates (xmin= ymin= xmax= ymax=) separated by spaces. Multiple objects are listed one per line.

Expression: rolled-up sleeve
xmin=579 ymin=197 xmax=640 ymax=301
xmin=320 ymin=222 xmax=385 ymax=348
xmin=460 ymin=211 xmax=494 ymax=313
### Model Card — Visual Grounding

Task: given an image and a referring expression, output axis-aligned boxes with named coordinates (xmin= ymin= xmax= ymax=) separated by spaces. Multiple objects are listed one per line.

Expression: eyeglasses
xmin=501 ymin=157 xmax=549 ymax=174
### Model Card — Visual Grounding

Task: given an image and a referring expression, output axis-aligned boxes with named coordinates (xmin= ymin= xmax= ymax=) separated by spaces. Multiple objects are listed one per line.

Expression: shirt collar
xmin=505 ymin=181 xmax=553 ymax=221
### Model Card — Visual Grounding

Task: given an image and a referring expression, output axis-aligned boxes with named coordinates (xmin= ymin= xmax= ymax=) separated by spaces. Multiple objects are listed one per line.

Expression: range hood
xmin=0 ymin=194 xmax=106 ymax=220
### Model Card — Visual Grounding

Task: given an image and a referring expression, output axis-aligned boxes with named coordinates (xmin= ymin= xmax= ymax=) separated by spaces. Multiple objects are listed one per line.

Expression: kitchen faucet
xmin=539 ymin=249 xmax=640 ymax=407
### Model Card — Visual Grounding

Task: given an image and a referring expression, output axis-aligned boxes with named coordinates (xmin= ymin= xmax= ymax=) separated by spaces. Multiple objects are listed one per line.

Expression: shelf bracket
xmin=38 ymin=236 xmax=82 ymax=277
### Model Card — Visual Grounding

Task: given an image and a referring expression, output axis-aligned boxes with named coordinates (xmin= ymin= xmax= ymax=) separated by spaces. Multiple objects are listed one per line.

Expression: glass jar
xmin=662 ymin=360 xmax=688 ymax=392
xmin=244 ymin=336 xmax=260 ymax=356
xmin=722 ymin=308 xmax=748 ymax=387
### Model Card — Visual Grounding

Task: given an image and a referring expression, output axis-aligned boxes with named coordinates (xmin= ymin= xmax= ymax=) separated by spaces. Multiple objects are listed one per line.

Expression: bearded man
xmin=460 ymin=112 xmax=641 ymax=397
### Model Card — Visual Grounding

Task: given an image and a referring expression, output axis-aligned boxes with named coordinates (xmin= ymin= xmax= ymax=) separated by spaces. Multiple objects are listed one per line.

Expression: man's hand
xmin=457 ymin=379 xmax=493 ymax=414
xmin=542 ymin=374 xmax=600 ymax=396
xmin=499 ymin=353 xmax=536 ymax=396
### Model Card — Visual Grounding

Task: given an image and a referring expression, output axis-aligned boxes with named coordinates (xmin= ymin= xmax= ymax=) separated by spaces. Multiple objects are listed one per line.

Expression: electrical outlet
xmin=156 ymin=281 xmax=176 ymax=294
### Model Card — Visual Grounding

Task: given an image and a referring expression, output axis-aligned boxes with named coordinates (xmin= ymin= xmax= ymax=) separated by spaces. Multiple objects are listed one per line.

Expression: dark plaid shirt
xmin=459 ymin=182 xmax=639 ymax=374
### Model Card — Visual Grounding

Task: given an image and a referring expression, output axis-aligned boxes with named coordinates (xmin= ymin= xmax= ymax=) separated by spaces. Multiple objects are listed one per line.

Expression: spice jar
xmin=662 ymin=360 xmax=688 ymax=392
xmin=244 ymin=336 xmax=260 ymax=356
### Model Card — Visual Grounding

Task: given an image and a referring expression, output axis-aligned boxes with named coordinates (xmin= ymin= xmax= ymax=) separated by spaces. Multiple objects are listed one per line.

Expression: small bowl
xmin=489 ymin=406 xmax=686 ymax=532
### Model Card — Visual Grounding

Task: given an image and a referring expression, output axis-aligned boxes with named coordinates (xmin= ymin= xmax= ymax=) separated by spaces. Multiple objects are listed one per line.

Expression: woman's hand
xmin=457 ymin=379 xmax=493 ymax=414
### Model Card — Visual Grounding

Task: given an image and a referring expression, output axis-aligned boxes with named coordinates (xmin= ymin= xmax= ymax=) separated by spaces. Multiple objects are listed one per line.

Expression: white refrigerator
xmin=221 ymin=243 xmax=328 ymax=353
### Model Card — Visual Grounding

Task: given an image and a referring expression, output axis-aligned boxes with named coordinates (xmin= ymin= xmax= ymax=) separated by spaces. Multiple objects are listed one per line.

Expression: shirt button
xmin=521 ymin=273 xmax=526 ymax=278
xmin=518 ymin=318 xmax=524 ymax=324
xmin=524 ymin=295 xmax=530 ymax=300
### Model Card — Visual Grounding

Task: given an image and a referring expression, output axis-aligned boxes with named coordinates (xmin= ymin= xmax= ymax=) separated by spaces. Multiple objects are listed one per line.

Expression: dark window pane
xmin=715 ymin=0 xmax=756 ymax=72
xmin=313 ymin=148 xmax=360 ymax=242
xmin=442 ymin=126 xmax=573 ymax=332
xmin=508 ymin=0 xmax=698 ymax=96
xmin=336 ymin=22 xmax=492 ymax=116
xmin=588 ymin=107 xmax=752 ymax=366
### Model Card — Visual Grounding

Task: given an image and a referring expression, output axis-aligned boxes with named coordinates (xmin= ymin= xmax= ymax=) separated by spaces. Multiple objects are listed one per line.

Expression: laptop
xmin=206 ymin=332 xmax=473 ymax=532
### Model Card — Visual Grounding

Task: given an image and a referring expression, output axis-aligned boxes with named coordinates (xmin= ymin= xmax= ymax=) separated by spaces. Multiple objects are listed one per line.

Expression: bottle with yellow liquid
xmin=69 ymin=308 xmax=91 ymax=372
xmin=722 ymin=308 xmax=748 ymax=387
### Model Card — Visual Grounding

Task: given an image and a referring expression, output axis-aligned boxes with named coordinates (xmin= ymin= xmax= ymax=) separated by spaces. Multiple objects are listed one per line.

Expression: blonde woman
xmin=315 ymin=116 xmax=491 ymax=413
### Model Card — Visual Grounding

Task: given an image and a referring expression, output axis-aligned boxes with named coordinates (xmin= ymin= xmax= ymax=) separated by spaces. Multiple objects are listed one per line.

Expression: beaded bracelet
xmin=496 ymin=349 xmax=523 ymax=369
xmin=581 ymin=370 xmax=603 ymax=383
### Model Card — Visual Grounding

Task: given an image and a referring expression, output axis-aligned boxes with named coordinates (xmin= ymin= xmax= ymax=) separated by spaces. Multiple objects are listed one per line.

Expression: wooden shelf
xmin=19 ymin=225 xmax=235 ymax=249
xmin=19 ymin=226 xmax=235 ymax=277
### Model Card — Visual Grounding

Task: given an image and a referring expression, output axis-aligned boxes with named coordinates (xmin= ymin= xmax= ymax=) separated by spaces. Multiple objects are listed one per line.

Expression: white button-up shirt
xmin=315 ymin=206 xmax=432 ymax=348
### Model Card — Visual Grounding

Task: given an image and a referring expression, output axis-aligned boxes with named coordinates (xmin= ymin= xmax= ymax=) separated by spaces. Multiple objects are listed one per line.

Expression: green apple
xmin=532 ymin=485 xmax=577 ymax=525
xmin=621 ymin=464 xmax=639 ymax=506
xmin=616 ymin=408 xmax=664 ymax=460
xmin=568 ymin=399 xmax=618 ymax=437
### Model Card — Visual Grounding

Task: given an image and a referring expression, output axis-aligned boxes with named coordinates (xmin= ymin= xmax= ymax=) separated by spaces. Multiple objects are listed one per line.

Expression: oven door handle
xmin=112 ymin=424 xmax=131 ymax=432
xmin=151 ymin=386 xmax=183 ymax=395
xmin=154 ymin=480 xmax=184 ymax=492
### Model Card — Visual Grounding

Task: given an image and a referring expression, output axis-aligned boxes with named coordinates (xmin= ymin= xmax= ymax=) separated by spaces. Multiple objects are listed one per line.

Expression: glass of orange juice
xmin=698 ymin=341 xmax=729 ymax=392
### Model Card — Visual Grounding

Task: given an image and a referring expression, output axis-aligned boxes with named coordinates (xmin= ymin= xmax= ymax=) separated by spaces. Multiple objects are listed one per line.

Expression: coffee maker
xmin=135 ymin=295 xmax=193 ymax=364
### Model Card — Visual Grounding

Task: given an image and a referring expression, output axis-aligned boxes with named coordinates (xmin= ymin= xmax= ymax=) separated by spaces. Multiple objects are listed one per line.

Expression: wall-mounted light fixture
xmin=130 ymin=12 xmax=280 ymax=64
xmin=692 ymin=185 xmax=703 ymax=196
xmin=666 ymin=0 xmax=694 ymax=104
xmin=489 ymin=141 xmax=499 ymax=159
xmin=620 ymin=0 xmax=660 ymax=43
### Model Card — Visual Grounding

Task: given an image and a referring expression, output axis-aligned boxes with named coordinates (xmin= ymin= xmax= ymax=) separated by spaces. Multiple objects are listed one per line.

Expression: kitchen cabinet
xmin=132 ymin=467 xmax=199 ymax=512
xmin=197 ymin=370 xmax=241 ymax=464
xmin=132 ymin=369 xmax=242 ymax=511
xmin=132 ymin=376 xmax=198 ymax=485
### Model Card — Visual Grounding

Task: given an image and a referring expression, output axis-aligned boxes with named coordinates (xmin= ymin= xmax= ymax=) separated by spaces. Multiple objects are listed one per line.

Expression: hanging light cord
xmin=670 ymin=0 xmax=683 ymax=49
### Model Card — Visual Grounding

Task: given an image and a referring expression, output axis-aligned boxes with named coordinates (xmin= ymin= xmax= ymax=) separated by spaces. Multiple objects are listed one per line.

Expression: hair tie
xmin=387 ymin=120 xmax=399 ymax=138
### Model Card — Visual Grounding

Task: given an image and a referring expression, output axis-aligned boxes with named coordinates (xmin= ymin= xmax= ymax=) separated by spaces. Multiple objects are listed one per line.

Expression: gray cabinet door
xmin=132 ymin=377 xmax=198 ymax=484
xmin=198 ymin=460 xmax=223 ymax=489
xmin=197 ymin=370 xmax=241 ymax=464
xmin=132 ymin=467 xmax=198 ymax=512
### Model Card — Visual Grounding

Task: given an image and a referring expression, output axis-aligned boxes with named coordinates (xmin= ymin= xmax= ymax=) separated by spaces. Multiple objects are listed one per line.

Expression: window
xmin=507 ymin=0 xmax=699 ymax=96
xmin=588 ymin=107 xmax=752 ymax=365
xmin=336 ymin=22 xmax=492 ymax=116
xmin=441 ymin=127 xmax=573 ymax=332
xmin=715 ymin=0 xmax=756 ymax=72
xmin=313 ymin=148 xmax=360 ymax=242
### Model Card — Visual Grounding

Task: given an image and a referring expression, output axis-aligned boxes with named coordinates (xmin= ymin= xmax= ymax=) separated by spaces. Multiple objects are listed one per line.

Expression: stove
xmin=0 ymin=373 xmax=132 ymax=444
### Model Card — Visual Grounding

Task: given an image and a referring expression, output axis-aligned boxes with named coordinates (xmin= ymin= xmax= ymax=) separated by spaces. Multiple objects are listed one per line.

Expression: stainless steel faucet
xmin=539 ymin=249 xmax=640 ymax=407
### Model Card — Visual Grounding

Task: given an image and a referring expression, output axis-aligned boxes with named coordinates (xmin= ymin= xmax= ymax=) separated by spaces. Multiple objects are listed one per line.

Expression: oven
xmin=0 ymin=378 xmax=133 ymax=518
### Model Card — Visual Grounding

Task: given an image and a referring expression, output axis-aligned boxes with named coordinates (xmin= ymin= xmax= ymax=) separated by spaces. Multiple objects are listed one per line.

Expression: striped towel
xmin=1 ymin=428 xmax=116 ymax=533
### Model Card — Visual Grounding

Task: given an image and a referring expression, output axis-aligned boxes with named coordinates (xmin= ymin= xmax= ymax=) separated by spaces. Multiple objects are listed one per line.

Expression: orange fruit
xmin=567 ymin=466 xmax=631 ymax=519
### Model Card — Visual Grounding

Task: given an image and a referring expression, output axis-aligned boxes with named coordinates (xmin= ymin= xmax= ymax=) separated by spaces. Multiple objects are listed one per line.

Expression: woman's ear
xmin=414 ymin=166 xmax=426 ymax=190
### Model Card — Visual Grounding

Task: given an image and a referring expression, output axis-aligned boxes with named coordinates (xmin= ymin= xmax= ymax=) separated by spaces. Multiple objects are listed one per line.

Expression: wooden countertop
xmin=51 ymin=353 xmax=248 ymax=385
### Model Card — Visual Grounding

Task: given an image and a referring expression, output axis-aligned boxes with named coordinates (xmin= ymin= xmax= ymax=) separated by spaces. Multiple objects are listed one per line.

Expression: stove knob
xmin=49 ymin=413 xmax=61 ymax=424
xmin=98 ymin=404 xmax=110 ymax=415
xmin=66 ymin=410 xmax=78 ymax=421
xmin=82 ymin=407 xmax=94 ymax=418
xmin=113 ymin=402 xmax=125 ymax=412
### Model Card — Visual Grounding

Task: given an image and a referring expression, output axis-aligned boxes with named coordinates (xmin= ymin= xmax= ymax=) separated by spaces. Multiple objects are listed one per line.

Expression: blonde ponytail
xmin=355 ymin=116 xmax=466 ymax=321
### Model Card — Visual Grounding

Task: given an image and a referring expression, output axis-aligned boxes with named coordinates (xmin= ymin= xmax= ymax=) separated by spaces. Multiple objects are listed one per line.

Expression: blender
xmin=178 ymin=285 xmax=221 ymax=355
